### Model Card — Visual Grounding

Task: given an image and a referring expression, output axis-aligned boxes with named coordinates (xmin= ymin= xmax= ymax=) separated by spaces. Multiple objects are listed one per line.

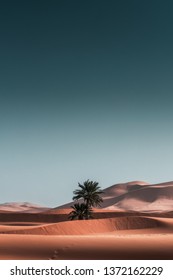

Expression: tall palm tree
xmin=73 ymin=180 xmax=103 ymax=208
xmin=68 ymin=203 xmax=92 ymax=220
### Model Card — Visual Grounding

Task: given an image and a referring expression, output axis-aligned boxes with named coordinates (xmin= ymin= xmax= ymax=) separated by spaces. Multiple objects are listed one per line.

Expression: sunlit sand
xmin=1 ymin=181 xmax=173 ymax=259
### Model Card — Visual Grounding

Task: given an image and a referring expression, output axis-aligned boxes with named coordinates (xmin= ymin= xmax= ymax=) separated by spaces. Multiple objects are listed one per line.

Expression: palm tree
xmin=73 ymin=180 xmax=103 ymax=208
xmin=68 ymin=203 xmax=92 ymax=220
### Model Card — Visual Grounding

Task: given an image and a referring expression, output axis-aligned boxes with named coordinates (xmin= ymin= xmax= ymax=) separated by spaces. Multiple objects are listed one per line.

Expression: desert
xmin=1 ymin=181 xmax=173 ymax=260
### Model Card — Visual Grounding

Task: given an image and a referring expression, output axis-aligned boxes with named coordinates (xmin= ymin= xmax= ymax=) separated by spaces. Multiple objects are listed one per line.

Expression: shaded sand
xmin=1 ymin=234 xmax=173 ymax=260
xmin=56 ymin=181 xmax=149 ymax=209
xmin=56 ymin=180 xmax=173 ymax=212
xmin=101 ymin=183 xmax=173 ymax=211
xmin=108 ymin=185 xmax=173 ymax=211
xmin=43 ymin=208 xmax=71 ymax=215
xmin=0 ymin=214 xmax=173 ymax=259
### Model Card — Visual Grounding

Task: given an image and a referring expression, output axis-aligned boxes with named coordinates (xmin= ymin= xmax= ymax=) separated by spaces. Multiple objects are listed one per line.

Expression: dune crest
xmin=0 ymin=202 xmax=50 ymax=213
xmin=56 ymin=180 xmax=173 ymax=212
xmin=0 ymin=216 xmax=163 ymax=235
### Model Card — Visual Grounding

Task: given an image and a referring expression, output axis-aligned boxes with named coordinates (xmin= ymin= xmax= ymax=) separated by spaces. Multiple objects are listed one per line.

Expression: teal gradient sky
xmin=0 ymin=1 xmax=173 ymax=206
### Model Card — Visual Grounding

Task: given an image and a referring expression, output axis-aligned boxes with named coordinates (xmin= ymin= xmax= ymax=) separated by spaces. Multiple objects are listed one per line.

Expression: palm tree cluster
xmin=69 ymin=180 xmax=103 ymax=220
xmin=68 ymin=203 xmax=92 ymax=220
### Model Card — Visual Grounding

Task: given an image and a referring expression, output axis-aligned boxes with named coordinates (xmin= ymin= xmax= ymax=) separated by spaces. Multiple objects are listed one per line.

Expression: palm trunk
xmin=86 ymin=199 xmax=90 ymax=220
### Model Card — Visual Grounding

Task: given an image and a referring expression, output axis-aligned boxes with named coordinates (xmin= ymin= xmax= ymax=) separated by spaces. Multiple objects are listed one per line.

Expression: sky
xmin=0 ymin=0 xmax=173 ymax=207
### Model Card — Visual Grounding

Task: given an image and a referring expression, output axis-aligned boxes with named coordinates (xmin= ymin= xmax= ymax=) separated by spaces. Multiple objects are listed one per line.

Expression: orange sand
xmin=1 ymin=181 xmax=173 ymax=259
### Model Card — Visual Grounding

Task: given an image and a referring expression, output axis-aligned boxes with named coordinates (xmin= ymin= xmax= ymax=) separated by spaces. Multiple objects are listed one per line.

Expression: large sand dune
xmin=104 ymin=185 xmax=173 ymax=211
xmin=1 ymin=180 xmax=173 ymax=259
xmin=56 ymin=181 xmax=173 ymax=212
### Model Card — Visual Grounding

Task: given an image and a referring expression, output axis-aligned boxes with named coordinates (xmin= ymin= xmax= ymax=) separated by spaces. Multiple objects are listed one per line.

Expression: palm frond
xmin=72 ymin=179 xmax=104 ymax=208
xmin=68 ymin=203 xmax=92 ymax=220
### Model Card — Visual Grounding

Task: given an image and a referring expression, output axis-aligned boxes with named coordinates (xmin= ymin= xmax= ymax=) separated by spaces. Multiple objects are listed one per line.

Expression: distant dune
xmin=56 ymin=181 xmax=173 ymax=212
xmin=2 ymin=181 xmax=173 ymax=213
xmin=1 ymin=180 xmax=173 ymax=260
xmin=0 ymin=202 xmax=50 ymax=213
xmin=102 ymin=181 xmax=173 ymax=212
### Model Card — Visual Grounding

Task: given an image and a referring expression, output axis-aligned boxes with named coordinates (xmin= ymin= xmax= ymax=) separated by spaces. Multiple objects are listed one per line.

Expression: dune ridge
xmin=55 ymin=181 xmax=173 ymax=212
xmin=0 ymin=202 xmax=50 ymax=213
xmin=1 ymin=180 xmax=173 ymax=260
xmin=0 ymin=216 xmax=165 ymax=235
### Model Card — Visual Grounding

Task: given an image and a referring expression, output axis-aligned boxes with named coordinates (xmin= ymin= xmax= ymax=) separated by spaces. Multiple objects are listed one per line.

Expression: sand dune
xmin=0 ymin=234 xmax=173 ymax=260
xmin=0 ymin=202 xmax=50 ymax=213
xmin=56 ymin=181 xmax=149 ymax=209
xmin=1 ymin=180 xmax=173 ymax=260
xmin=2 ymin=181 xmax=173 ymax=214
xmin=102 ymin=181 xmax=149 ymax=198
xmin=105 ymin=185 xmax=173 ymax=211
xmin=56 ymin=181 xmax=173 ymax=212
xmin=1 ymin=214 xmax=173 ymax=260
xmin=150 ymin=181 xmax=173 ymax=187
xmin=43 ymin=208 xmax=71 ymax=215
xmin=0 ymin=216 xmax=168 ymax=235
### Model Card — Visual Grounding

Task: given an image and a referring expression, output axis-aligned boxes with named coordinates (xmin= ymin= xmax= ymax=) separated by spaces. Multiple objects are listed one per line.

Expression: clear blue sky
xmin=0 ymin=0 xmax=173 ymax=207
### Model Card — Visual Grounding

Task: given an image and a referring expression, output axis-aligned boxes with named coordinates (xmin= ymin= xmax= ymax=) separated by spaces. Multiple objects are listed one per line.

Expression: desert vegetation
xmin=69 ymin=180 xmax=103 ymax=220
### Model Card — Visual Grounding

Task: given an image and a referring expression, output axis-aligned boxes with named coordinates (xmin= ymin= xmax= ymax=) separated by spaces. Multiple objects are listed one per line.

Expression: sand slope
xmin=56 ymin=181 xmax=173 ymax=212
xmin=105 ymin=185 xmax=173 ymax=211
xmin=0 ymin=216 xmax=165 ymax=235
xmin=0 ymin=202 xmax=50 ymax=213
xmin=1 ymin=231 xmax=173 ymax=260
xmin=0 ymin=214 xmax=173 ymax=260
xmin=1 ymin=180 xmax=173 ymax=260
xmin=56 ymin=181 xmax=149 ymax=209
